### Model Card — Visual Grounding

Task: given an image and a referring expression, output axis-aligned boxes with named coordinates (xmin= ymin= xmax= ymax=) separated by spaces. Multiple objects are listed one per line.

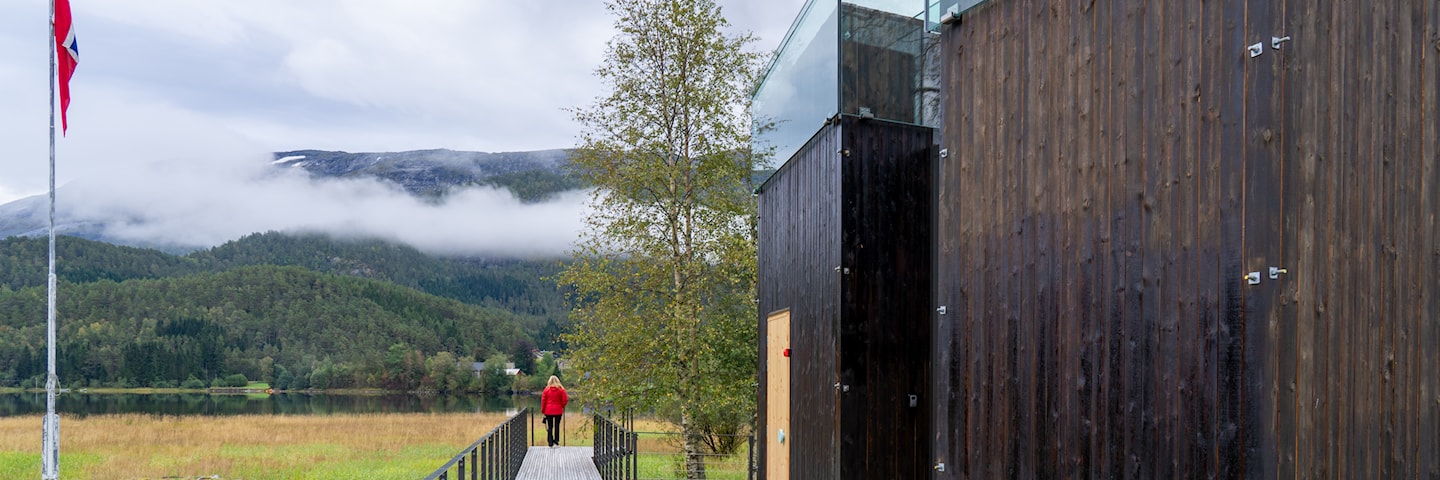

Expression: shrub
xmin=181 ymin=376 xmax=206 ymax=390
xmin=222 ymin=373 xmax=249 ymax=388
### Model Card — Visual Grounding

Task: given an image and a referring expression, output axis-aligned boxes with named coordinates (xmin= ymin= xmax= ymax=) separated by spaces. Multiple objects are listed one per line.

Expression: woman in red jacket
xmin=540 ymin=375 xmax=568 ymax=447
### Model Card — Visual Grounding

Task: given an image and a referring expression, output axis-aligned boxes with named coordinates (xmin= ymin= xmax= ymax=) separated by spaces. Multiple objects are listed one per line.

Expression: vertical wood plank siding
xmin=837 ymin=117 xmax=933 ymax=479
xmin=759 ymin=121 xmax=843 ymax=480
xmin=758 ymin=116 xmax=933 ymax=479
xmin=936 ymin=0 xmax=1440 ymax=477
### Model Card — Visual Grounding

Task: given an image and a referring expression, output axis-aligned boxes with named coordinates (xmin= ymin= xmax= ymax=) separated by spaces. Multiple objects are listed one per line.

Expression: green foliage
xmin=478 ymin=354 xmax=511 ymax=394
xmin=192 ymin=232 xmax=569 ymax=349
xmin=181 ymin=375 xmax=207 ymax=390
xmin=515 ymin=351 xmax=564 ymax=392
xmin=221 ymin=374 xmax=250 ymax=388
xmin=0 ymin=264 xmax=528 ymax=391
xmin=466 ymin=168 xmax=589 ymax=203
xmin=510 ymin=338 xmax=536 ymax=375
xmin=559 ymin=0 xmax=764 ymax=476
xmin=0 ymin=233 xmax=571 ymax=351
xmin=536 ymin=352 xmax=561 ymax=381
xmin=421 ymin=351 xmax=476 ymax=393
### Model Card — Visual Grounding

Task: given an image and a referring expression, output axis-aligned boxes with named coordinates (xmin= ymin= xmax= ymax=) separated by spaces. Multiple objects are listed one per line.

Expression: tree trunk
xmin=681 ymin=405 xmax=708 ymax=479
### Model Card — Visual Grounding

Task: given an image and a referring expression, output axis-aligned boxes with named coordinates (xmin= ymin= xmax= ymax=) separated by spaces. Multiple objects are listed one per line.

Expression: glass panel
xmin=849 ymin=0 xmax=927 ymax=17
xmin=752 ymin=0 xmax=946 ymax=165
xmin=927 ymin=0 xmax=988 ymax=31
xmin=839 ymin=2 xmax=928 ymax=125
xmin=752 ymin=0 xmax=839 ymax=167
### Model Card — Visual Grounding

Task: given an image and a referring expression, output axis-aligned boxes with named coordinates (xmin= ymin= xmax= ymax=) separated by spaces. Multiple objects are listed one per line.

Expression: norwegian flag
xmin=54 ymin=0 xmax=78 ymax=134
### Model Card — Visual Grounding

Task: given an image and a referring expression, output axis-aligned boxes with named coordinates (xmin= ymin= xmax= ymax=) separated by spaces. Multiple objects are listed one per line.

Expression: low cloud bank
xmin=58 ymin=151 xmax=586 ymax=257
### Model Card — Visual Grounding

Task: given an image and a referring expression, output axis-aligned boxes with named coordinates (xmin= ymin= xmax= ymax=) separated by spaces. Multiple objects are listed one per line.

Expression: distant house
xmin=469 ymin=362 xmax=520 ymax=378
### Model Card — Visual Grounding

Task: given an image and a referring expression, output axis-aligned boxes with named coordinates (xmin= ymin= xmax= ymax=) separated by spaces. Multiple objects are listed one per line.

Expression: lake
xmin=0 ymin=391 xmax=539 ymax=417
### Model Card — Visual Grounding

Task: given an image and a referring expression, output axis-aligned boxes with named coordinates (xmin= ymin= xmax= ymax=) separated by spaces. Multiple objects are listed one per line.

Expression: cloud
xmin=13 ymin=84 xmax=586 ymax=257
xmin=0 ymin=0 xmax=810 ymax=252
xmin=65 ymin=163 xmax=588 ymax=257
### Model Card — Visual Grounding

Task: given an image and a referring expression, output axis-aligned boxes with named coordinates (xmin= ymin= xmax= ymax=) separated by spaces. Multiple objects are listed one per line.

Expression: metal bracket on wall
xmin=936 ymin=305 xmax=947 ymax=315
xmin=1272 ymin=36 xmax=1292 ymax=49
xmin=1269 ymin=267 xmax=1289 ymax=279
xmin=939 ymin=148 xmax=948 ymax=158
xmin=1244 ymin=272 xmax=1261 ymax=285
xmin=833 ymin=266 xmax=850 ymax=274
xmin=1248 ymin=42 xmax=1264 ymax=57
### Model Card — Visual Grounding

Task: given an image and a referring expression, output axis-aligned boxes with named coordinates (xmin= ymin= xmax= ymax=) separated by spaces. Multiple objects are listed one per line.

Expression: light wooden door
xmin=766 ymin=310 xmax=791 ymax=480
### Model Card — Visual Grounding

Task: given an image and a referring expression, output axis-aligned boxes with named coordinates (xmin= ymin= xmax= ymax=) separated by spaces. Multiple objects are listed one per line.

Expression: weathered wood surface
xmin=757 ymin=116 xmax=933 ymax=480
xmin=758 ymin=119 xmax=843 ymax=480
xmin=936 ymin=0 xmax=1440 ymax=478
xmin=515 ymin=446 xmax=600 ymax=480
xmin=836 ymin=117 xmax=933 ymax=479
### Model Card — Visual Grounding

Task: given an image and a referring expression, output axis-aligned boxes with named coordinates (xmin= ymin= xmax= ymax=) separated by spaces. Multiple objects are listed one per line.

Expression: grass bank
xmin=0 ymin=412 xmax=752 ymax=479
xmin=0 ymin=412 xmax=509 ymax=479
xmin=555 ymin=416 xmax=753 ymax=479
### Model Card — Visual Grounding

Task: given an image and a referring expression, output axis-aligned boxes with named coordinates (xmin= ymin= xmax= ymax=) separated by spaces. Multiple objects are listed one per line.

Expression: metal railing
xmin=425 ymin=407 xmax=531 ymax=480
xmin=593 ymin=410 xmax=639 ymax=480
xmin=624 ymin=431 xmax=755 ymax=480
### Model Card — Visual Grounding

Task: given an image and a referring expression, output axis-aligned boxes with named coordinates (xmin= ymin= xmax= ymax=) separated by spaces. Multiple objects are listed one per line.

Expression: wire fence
xmin=570 ymin=407 xmax=758 ymax=480
xmin=620 ymin=430 xmax=755 ymax=480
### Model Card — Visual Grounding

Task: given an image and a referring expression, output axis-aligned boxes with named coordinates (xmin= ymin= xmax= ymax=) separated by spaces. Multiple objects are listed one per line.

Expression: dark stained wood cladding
xmin=758 ymin=116 xmax=933 ymax=479
xmin=837 ymin=116 xmax=933 ymax=479
xmin=758 ymin=121 xmax=843 ymax=480
xmin=936 ymin=0 xmax=1440 ymax=478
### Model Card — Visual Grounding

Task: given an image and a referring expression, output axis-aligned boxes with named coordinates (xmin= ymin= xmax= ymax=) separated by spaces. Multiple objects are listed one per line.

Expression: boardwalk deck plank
xmin=516 ymin=446 xmax=601 ymax=480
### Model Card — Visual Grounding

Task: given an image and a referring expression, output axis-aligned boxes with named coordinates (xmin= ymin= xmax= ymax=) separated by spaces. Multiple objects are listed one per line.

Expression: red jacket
xmin=541 ymin=386 xmax=568 ymax=416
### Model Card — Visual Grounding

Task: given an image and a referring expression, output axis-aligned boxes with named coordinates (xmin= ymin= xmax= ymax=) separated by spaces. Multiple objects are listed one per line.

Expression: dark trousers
xmin=543 ymin=414 xmax=562 ymax=446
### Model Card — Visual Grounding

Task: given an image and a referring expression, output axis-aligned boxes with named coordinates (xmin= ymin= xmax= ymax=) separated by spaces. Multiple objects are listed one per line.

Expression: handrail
xmin=592 ymin=410 xmax=638 ymax=480
xmin=425 ymin=407 xmax=531 ymax=480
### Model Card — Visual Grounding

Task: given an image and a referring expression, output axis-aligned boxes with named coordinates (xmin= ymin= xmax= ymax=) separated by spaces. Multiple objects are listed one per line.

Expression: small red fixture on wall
xmin=783 ymin=348 xmax=791 ymax=357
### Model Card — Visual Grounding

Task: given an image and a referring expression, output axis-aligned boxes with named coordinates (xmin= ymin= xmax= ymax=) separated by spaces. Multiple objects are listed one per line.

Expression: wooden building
xmin=758 ymin=115 xmax=934 ymax=479
xmin=759 ymin=0 xmax=1439 ymax=478
xmin=754 ymin=2 xmax=939 ymax=479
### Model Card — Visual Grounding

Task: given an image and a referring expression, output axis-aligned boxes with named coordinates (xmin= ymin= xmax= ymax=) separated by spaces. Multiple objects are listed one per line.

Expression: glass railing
xmin=752 ymin=0 xmax=941 ymax=166
xmin=926 ymin=0 xmax=988 ymax=31
xmin=752 ymin=0 xmax=839 ymax=168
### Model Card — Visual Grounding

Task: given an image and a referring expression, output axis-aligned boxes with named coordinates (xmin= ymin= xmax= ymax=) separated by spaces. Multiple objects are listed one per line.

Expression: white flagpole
xmin=44 ymin=0 xmax=61 ymax=477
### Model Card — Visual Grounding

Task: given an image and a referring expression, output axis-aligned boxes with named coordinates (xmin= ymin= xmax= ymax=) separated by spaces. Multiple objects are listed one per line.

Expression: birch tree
xmin=558 ymin=0 xmax=765 ymax=477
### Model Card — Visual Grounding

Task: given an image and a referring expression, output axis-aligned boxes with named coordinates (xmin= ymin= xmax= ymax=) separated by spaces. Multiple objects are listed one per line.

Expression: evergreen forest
xmin=0 ymin=234 xmax=568 ymax=392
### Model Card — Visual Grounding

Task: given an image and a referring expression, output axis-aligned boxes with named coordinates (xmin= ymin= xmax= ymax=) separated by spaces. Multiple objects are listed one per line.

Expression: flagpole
xmin=44 ymin=0 xmax=61 ymax=477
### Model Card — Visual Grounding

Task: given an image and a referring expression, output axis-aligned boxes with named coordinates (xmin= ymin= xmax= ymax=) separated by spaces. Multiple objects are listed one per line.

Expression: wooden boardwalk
xmin=516 ymin=446 xmax=600 ymax=480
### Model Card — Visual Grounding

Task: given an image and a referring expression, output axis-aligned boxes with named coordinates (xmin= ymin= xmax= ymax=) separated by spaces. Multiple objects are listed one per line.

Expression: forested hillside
xmin=0 ymin=236 xmax=202 ymax=288
xmin=0 ymin=233 xmax=572 ymax=390
xmin=192 ymin=232 xmax=567 ymax=331
xmin=0 ymin=265 xmax=525 ymax=391
xmin=0 ymin=234 xmax=569 ymax=349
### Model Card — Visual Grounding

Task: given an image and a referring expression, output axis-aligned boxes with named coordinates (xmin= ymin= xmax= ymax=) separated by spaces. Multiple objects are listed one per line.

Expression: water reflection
xmin=0 ymin=392 xmax=540 ymax=417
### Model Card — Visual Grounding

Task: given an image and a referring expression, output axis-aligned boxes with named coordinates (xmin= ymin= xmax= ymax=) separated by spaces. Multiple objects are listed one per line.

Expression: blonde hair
xmin=547 ymin=375 xmax=563 ymax=388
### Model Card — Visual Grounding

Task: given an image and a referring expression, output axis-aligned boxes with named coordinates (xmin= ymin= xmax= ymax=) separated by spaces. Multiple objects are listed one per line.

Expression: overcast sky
xmin=0 ymin=0 xmax=809 ymax=255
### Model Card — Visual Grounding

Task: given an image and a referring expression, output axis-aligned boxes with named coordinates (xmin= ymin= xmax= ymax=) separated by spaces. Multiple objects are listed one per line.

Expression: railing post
xmin=747 ymin=432 xmax=756 ymax=480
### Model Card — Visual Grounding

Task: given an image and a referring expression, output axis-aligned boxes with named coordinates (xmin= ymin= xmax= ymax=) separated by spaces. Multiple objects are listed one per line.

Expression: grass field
xmin=559 ymin=417 xmax=753 ymax=480
xmin=0 ymin=412 xmax=511 ymax=479
xmin=0 ymin=412 xmax=753 ymax=479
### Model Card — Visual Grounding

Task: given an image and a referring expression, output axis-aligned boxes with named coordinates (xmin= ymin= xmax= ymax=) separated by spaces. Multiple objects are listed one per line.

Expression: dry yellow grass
xmin=0 ymin=413 xmax=514 ymax=479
